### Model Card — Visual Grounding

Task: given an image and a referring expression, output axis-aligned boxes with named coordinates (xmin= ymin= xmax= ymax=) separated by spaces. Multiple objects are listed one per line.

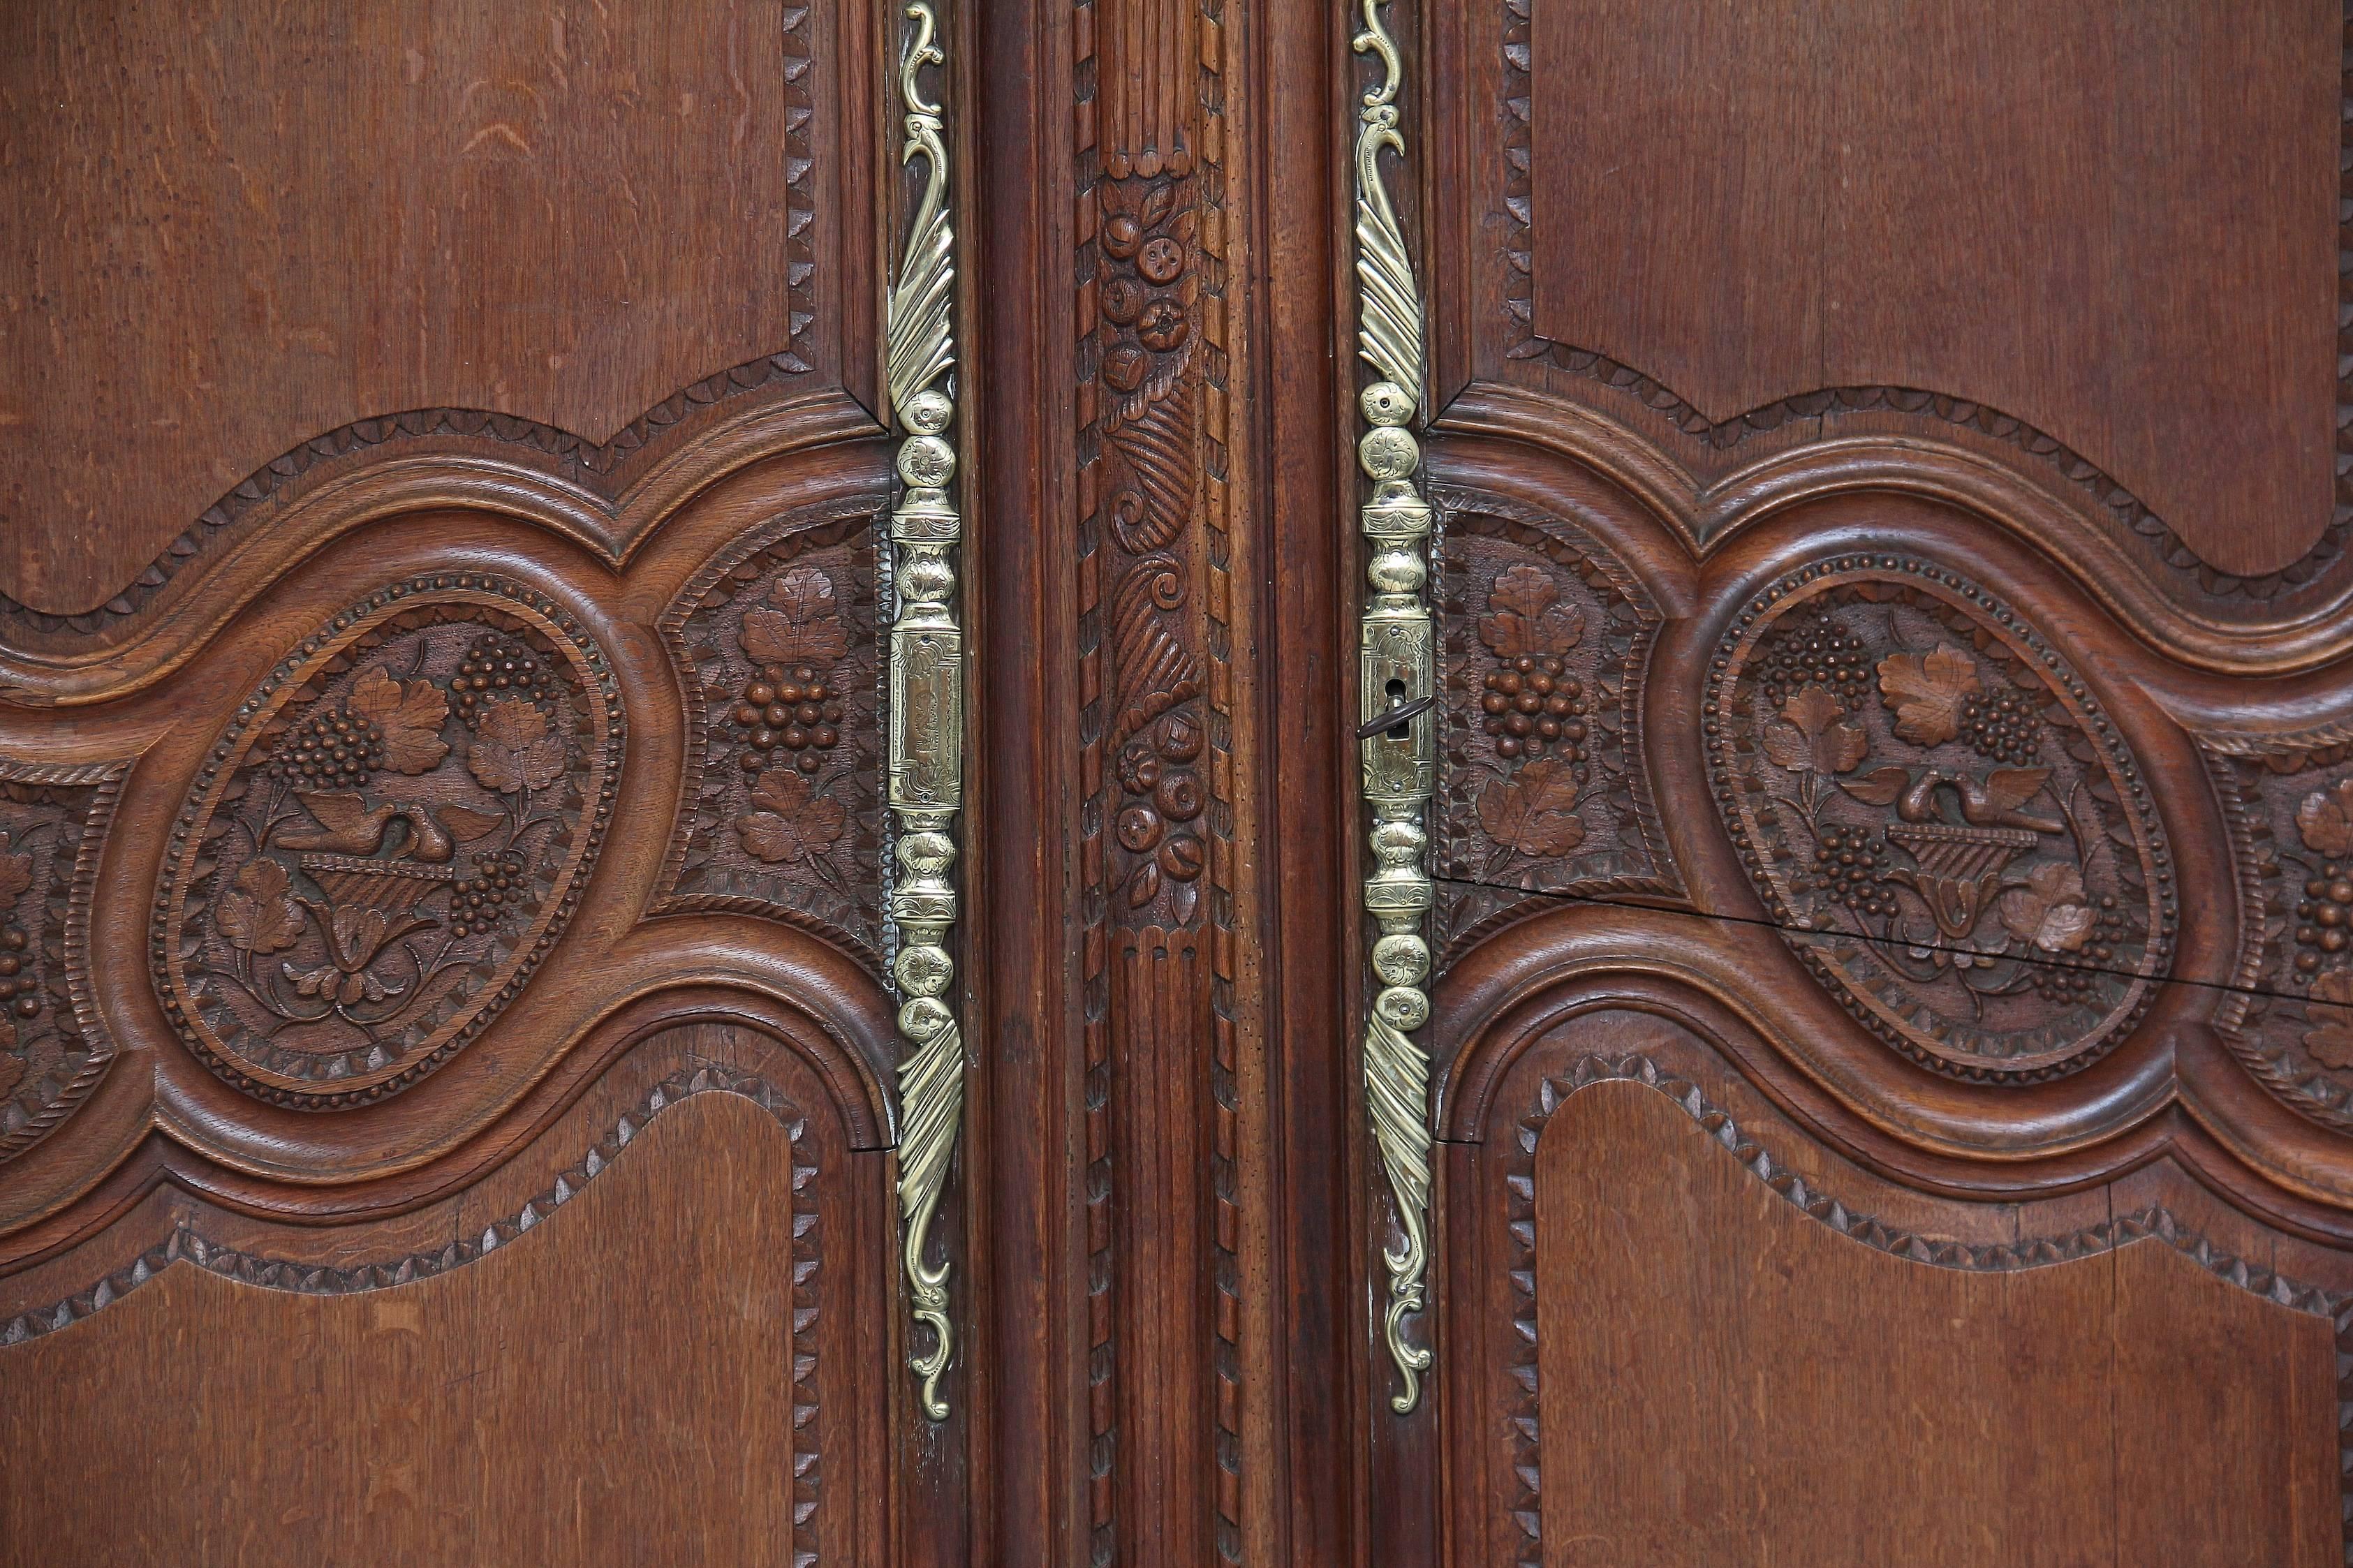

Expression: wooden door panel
xmin=0 ymin=3 xmax=922 ymax=1563
xmin=1394 ymin=3 xmax=2353 ymax=1561
xmin=1522 ymin=0 xmax=2338 ymax=580
xmin=0 ymin=1024 xmax=891 ymax=1568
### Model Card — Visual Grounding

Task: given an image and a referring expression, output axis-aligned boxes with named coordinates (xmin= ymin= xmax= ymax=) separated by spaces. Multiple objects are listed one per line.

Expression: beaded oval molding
xmin=153 ymin=573 xmax=624 ymax=1109
xmin=1706 ymin=554 xmax=2176 ymax=1081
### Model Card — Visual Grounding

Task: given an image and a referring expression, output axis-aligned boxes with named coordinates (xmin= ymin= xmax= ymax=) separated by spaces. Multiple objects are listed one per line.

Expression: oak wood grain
xmin=0 ymin=0 xmax=820 ymax=616
xmin=1531 ymin=1079 xmax=2338 ymax=1566
xmin=1525 ymin=0 xmax=2337 ymax=579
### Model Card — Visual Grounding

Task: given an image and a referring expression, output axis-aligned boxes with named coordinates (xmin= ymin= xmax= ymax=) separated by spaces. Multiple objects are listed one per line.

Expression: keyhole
xmin=1385 ymin=678 xmax=1410 ymax=739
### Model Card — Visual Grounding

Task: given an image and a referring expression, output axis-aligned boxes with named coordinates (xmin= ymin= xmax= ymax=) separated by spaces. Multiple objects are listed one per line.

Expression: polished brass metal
xmin=1351 ymin=0 xmax=1438 ymax=1414
xmin=887 ymin=0 xmax=966 ymax=1423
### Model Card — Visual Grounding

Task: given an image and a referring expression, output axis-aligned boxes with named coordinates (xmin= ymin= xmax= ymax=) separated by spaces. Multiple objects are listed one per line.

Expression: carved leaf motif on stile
xmin=1093 ymin=171 xmax=1213 ymax=931
xmin=1706 ymin=556 xmax=2175 ymax=1083
xmin=1433 ymin=493 xmax=1674 ymax=963
xmin=0 ymin=762 xmax=128 ymax=1163
xmin=152 ymin=577 xmax=624 ymax=1109
xmin=651 ymin=503 xmax=886 ymax=972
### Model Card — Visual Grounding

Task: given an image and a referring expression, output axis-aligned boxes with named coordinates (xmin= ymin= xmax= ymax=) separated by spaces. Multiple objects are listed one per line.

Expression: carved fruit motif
xmin=1707 ymin=556 xmax=2174 ymax=1082
xmin=154 ymin=576 xmax=623 ymax=1109
xmin=2199 ymin=737 xmax=2353 ymax=1132
xmin=1433 ymin=493 xmax=1674 ymax=963
xmin=0 ymin=763 xmax=126 ymax=1162
xmin=653 ymin=502 xmax=884 ymax=969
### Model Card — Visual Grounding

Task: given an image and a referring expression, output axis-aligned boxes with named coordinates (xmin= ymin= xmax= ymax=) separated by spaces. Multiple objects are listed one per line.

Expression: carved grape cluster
xmin=1480 ymin=656 xmax=1589 ymax=766
xmin=2292 ymin=861 xmax=2353 ymax=975
xmin=452 ymin=634 xmax=556 ymax=727
xmin=1755 ymin=613 xmax=1872 ymax=710
xmin=731 ymin=662 xmax=843 ymax=777
xmin=1959 ymin=686 xmax=2044 ymax=766
xmin=2030 ymin=897 xmax=2127 ymax=1003
xmin=1803 ymin=824 xmax=1896 ymax=917
xmin=447 ymin=850 xmax=532 ymax=941
xmin=0 ymin=924 xmax=36 ymax=1022
xmin=265 ymin=707 xmax=389 ymax=790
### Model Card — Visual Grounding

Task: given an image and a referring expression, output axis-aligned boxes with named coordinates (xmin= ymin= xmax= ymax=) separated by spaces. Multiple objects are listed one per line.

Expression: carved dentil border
xmin=1493 ymin=0 xmax=2353 ymax=607
xmin=1495 ymin=1052 xmax=2353 ymax=1568
xmin=0 ymin=1060 xmax=827 ymax=1567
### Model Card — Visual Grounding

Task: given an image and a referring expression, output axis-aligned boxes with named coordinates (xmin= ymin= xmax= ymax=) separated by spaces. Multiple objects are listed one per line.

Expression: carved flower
xmin=1997 ymin=861 xmax=2093 ymax=953
xmin=2297 ymin=778 xmax=2353 ymax=857
xmin=215 ymin=857 xmax=305 ymax=956
xmin=1117 ymin=746 xmax=1163 ymax=796
xmin=1875 ymin=644 xmax=1983 ymax=747
xmin=283 ymin=958 xmax=392 ymax=1007
xmin=348 ymin=665 xmax=451 ymax=775
xmin=466 ymin=698 xmax=568 ymax=794
xmin=740 ymin=568 xmax=848 ymax=667
xmin=1137 ymin=298 xmax=1188 ymax=351
xmin=1477 ymin=565 xmax=1584 ymax=659
xmin=1475 ymin=757 xmax=1587 ymax=859
xmin=2303 ymin=971 xmax=2353 ymax=1069
xmin=1761 ymin=685 xmax=1867 ymax=776
xmin=735 ymin=768 xmax=848 ymax=865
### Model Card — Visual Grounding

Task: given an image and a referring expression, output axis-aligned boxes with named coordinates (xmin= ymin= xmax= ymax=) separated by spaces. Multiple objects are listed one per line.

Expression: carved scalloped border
xmin=151 ymin=572 xmax=627 ymax=1109
xmin=0 ymin=5 xmax=822 ymax=644
xmin=0 ymin=757 xmax=131 ymax=1164
xmin=1427 ymin=485 xmax=1679 ymax=968
xmin=0 ymin=1061 xmax=827 ymax=1566
xmin=1493 ymin=0 xmax=2353 ymax=606
xmin=1496 ymin=1052 xmax=2353 ymax=1568
xmin=650 ymin=491 xmax=892 ymax=976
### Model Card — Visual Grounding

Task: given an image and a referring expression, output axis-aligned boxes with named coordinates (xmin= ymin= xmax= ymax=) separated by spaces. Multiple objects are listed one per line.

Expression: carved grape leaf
xmin=2305 ymin=971 xmax=2353 ymax=1070
xmin=1475 ymin=757 xmax=1587 ymax=858
xmin=1998 ymin=862 xmax=2091 ymax=952
xmin=467 ymin=699 xmax=568 ymax=794
xmin=1760 ymin=685 xmax=1866 ymax=776
xmin=1476 ymin=565 xmax=1584 ymax=658
xmin=1875 ymin=644 xmax=1982 ymax=746
xmin=0 ymin=1049 xmax=21 ymax=1098
xmin=735 ymin=768 xmax=848 ymax=865
xmin=215 ymin=858 xmax=305 ymax=955
xmin=348 ymin=665 xmax=451 ymax=774
xmin=2297 ymin=778 xmax=2353 ymax=856
xmin=741 ymin=568 xmax=848 ymax=666
xmin=1841 ymin=765 xmax=1911 ymax=806
xmin=439 ymin=804 xmax=506 ymax=842
xmin=1982 ymin=767 xmax=2053 ymax=815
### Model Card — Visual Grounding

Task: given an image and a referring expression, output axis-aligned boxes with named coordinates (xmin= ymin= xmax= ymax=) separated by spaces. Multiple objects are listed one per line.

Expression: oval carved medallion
xmin=1706 ymin=555 xmax=2175 ymax=1081
xmin=154 ymin=574 xmax=624 ymax=1108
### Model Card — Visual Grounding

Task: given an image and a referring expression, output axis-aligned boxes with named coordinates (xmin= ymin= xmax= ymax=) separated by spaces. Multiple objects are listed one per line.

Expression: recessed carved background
xmin=154 ymin=575 xmax=624 ymax=1109
xmin=1706 ymin=554 xmax=2175 ymax=1081
xmin=0 ymin=760 xmax=126 ymax=1162
xmin=655 ymin=498 xmax=887 ymax=968
xmin=2206 ymin=734 xmax=2353 ymax=1132
xmin=1433 ymin=489 xmax=1671 ymax=961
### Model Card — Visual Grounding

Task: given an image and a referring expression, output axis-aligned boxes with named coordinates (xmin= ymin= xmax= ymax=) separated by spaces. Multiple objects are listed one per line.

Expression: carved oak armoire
xmin=0 ymin=1 xmax=2345 ymax=1564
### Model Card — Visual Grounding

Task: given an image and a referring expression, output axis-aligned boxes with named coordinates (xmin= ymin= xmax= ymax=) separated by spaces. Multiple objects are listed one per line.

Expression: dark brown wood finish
xmin=12 ymin=1 xmax=2353 ymax=1564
